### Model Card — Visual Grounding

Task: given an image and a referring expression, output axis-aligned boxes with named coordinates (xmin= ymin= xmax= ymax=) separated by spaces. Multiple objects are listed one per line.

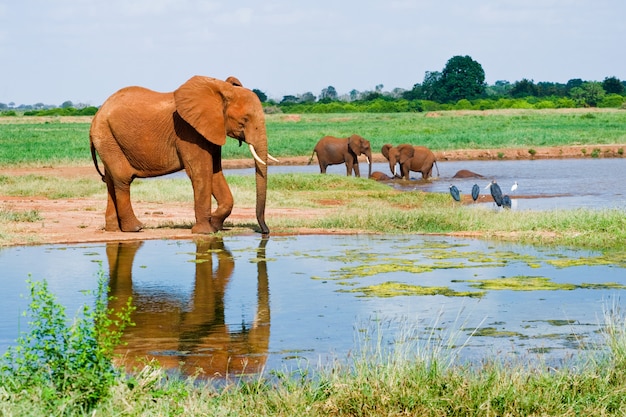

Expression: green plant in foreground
xmin=0 ymin=268 xmax=134 ymax=413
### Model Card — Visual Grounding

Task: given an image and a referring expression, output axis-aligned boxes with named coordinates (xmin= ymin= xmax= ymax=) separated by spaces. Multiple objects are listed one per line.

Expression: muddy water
xmin=2 ymin=234 xmax=625 ymax=377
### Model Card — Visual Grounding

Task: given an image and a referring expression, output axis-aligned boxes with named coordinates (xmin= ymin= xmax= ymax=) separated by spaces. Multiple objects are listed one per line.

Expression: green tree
xmin=280 ymin=95 xmax=298 ymax=104
xmin=510 ymin=79 xmax=538 ymax=98
xmin=319 ymin=86 xmax=338 ymax=102
xmin=252 ymin=89 xmax=267 ymax=103
xmin=537 ymin=82 xmax=567 ymax=97
xmin=299 ymin=92 xmax=316 ymax=103
xmin=421 ymin=71 xmax=442 ymax=101
xmin=569 ymin=82 xmax=606 ymax=107
xmin=402 ymin=83 xmax=422 ymax=100
xmin=437 ymin=55 xmax=486 ymax=102
xmin=566 ymin=78 xmax=584 ymax=92
xmin=602 ymin=76 xmax=624 ymax=95
xmin=486 ymin=80 xmax=511 ymax=97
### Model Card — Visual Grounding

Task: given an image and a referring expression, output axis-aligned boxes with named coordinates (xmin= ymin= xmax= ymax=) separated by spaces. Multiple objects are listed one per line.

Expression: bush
xmin=0 ymin=270 xmax=134 ymax=412
xmin=454 ymin=99 xmax=472 ymax=110
xmin=534 ymin=100 xmax=556 ymax=109
xmin=599 ymin=94 xmax=625 ymax=108
xmin=555 ymin=97 xmax=576 ymax=108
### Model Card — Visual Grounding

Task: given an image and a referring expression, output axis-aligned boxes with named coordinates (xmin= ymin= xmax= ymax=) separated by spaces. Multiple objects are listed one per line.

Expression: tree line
xmin=2 ymin=55 xmax=625 ymax=116
xmin=256 ymin=55 xmax=626 ymax=113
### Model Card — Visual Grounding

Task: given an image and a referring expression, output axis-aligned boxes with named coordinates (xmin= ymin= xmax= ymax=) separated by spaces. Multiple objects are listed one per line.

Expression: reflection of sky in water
xmin=1 ymin=234 xmax=625 ymax=371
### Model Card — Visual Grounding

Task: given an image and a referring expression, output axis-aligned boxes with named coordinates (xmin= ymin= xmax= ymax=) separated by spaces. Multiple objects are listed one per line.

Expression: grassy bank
xmin=1 ymin=109 xmax=625 ymax=166
xmin=1 ymin=173 xmax=625 ymax=251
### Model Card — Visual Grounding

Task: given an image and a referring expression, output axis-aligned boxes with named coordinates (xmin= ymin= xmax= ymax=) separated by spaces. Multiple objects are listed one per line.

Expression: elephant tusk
xmin=249 ymin=144 xmax=266 ymax=166
xmin=268 ymin=153 xmax=280 ymax=163
xmin=366 ymin=156 xmax=370 ymax=164
xmin=394 ymin=166 xmax=398 ymax=176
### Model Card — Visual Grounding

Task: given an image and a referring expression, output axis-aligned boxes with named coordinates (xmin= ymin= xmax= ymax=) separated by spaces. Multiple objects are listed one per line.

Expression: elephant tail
xmin=307 ymin=150 xmax=316 ymax=165
xmin=90 ymin=139 xmax=106 ymax=182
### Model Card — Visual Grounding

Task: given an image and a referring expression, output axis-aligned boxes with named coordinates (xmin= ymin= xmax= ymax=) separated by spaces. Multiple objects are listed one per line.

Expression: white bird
xmin=511 ymin=181 xmax=518 ymax=192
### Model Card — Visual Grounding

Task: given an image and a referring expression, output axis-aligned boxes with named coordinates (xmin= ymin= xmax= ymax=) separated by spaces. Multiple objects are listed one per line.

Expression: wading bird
xmin=449 ymin=185 xmax=461 ymax=202
xmin=511 ymin=181 xmax=518 ymax=192
xmin=502 ymin=195 xmax=512 ymax=209
xmin=471 ymin=184 xmax=480 ymax=202
xmin=488 ymin=180 xmax=503 ymax=206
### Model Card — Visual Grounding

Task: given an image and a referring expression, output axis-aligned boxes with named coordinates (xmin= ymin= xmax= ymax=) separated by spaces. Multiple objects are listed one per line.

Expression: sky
xmin=1 ymin=0 xmax=624 ymax=106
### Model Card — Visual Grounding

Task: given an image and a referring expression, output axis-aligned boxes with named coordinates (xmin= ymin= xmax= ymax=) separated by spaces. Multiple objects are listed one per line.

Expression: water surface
xmin=2 ymin=235 xmax=624 ymax=376
xmin=243 ymin=158 xmax=626 ymax=210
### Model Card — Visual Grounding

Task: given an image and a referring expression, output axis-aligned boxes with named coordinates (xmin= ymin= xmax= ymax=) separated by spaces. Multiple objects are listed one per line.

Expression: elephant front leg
xmin=210 ymin=171 xmax=233 ymax=231
xmin=352 ymin=156 xmax=361 ymax=177
xmin=187 ymin=173 xmax=221 ymax=234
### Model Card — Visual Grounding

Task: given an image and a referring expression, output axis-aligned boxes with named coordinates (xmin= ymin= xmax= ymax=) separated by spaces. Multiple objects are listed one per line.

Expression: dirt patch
xmin=1 ymin=145 xmax=623 ymax=246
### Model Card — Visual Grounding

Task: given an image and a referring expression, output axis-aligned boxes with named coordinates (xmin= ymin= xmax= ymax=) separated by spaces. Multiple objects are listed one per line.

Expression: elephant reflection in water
xmin=106 ymin=237 xmax=270 ymax=377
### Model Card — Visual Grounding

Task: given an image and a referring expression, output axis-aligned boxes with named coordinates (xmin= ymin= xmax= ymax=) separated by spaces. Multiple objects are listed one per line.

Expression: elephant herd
xmin=309 ymin=135 xmax=439 ymax=181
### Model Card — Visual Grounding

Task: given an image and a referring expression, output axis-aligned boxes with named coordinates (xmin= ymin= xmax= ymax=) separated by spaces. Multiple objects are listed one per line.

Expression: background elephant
xmin=453 ymin=169 xmax=484 ymax=178
xmin=369 ymin=171 xmax=392 ymax=181
xmin=381 ymin=143 xmax=439 ymax=180
xmin=90 ymin=75 xmax=276 ymax=235
xmin=308 ymin=134 xmax=372 ymax=177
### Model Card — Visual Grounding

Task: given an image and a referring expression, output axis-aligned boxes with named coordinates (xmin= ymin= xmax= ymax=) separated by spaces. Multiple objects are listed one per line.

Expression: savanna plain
xmin=2 ymin=109 xmax=626 ymax=416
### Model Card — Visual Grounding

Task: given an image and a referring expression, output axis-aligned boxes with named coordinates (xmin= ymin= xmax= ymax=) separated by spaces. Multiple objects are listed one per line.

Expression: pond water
xmin=212 ymin=158 xmax=626 ymax=210
xmin=2 ymin=234 xmax=625 ymax=377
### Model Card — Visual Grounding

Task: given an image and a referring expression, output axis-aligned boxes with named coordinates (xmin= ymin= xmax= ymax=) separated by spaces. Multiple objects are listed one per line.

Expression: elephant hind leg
xmin=104 ymin=173 xmax=143 ymax=232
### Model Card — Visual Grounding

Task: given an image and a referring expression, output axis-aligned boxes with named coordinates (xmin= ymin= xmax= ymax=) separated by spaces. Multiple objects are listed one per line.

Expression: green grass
xmin=1 ymin=110 xmax=625 ymax=167
xmin=1 ymin=173 xmax=625 ymax=251
xmin=264 ymin=110 xmax=626 ymax=157
xmin=0 ymin=121 xmax=90 ymax=167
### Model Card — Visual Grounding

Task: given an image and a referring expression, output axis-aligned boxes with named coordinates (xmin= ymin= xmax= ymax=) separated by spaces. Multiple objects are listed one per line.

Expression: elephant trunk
xmin=250 ymin=140 xmax=269 ymax=235
xmin=389 ymin=158 xmax=397 ymax=178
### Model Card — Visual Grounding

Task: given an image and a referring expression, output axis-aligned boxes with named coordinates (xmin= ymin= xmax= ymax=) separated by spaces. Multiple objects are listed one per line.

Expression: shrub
xmin=454 ymin=99 xmax=472 ymax=110
xmin=534 ymin=100 xmax=556 ymax=109
xmin=0 ymin=270 xmax=134 ymax=412
xmin=555 ymin=97 xmax=576 ymax=108
xmin=599 ymin=94 xmax=625 ymax=108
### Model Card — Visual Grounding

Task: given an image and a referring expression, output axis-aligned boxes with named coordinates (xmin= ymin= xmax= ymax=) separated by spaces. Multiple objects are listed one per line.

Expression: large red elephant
xmin=90 ymin=75 xmax=277 ymax=235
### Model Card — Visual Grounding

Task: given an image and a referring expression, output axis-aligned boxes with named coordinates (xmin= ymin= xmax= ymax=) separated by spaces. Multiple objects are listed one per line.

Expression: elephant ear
xmin=381 ymin=144 xmax=392 ymax=160
xmin=225 ymin=76 xmax=243 ymax=87
xmin=400 ymin=145 xmax=415 ymax=163
xmin=174 ymin=76 xmax=229 ymax=146
xmin=348 ymin=135 xmax=360 ymax=154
